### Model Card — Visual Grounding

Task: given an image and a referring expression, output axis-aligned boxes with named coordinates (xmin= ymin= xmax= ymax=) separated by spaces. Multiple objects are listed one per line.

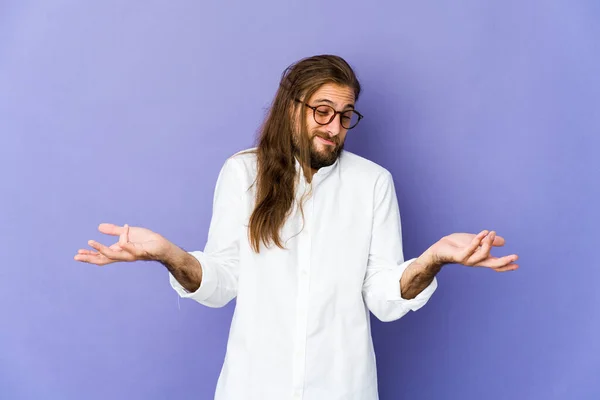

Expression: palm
xmin=430 ymin=230 xmax=519 ymax=272
xmin=74 ymin=223 xmax=168 ymax=266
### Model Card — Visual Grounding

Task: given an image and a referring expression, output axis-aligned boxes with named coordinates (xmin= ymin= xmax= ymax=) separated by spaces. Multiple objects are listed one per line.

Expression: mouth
xmin=315 ymin=136 xmax=336 ymax=146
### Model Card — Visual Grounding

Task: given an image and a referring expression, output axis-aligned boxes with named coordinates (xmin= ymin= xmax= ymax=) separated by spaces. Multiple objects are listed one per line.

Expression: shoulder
xmin=229 ymin=147 xmax=258 ymax=163
xmin=221 ymin=147 xmax=258 ymax=177
xmin=339 ymin=151 xmax=399 ymax=208
xmin=339 ymin=150 xmax=392 ymax=183
xmin=213 ymin=148 xmax=258 ymax=198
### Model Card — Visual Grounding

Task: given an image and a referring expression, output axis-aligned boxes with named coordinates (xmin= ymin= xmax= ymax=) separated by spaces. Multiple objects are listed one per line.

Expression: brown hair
xmin=246 ymin=54 xmax=361 ymax=253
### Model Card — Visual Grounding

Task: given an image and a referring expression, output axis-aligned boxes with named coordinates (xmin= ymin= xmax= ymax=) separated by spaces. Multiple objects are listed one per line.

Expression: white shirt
xmin=169 ymin=148 xmax=437 ymax=400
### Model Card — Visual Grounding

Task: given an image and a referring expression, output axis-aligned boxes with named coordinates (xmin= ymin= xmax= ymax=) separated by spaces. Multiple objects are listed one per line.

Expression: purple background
xmin=1 ymin=1 xmax=599 ymax=399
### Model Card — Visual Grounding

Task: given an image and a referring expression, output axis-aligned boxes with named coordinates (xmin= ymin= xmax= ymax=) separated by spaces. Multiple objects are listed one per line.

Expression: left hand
xmin=428 ymin=230 xmax=519 ymax=272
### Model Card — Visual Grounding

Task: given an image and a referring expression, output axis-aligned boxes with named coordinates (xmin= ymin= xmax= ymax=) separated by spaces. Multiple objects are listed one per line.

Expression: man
xmin=74 ymin=55 xmax=519 ymax=400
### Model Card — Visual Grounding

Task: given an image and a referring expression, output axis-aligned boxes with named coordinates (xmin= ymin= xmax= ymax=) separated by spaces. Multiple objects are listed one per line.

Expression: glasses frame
xmin=295 ymin=99 xmax=364 ymax=130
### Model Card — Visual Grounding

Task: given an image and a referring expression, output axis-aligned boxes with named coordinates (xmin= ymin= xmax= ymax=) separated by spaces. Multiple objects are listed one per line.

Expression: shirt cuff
xmin=168 ymin=251 xmax=217 ymax=301
xmin=387 ymin=257 xmax=438 ymax=311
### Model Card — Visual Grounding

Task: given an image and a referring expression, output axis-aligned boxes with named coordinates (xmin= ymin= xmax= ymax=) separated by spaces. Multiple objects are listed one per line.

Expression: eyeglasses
xmin=295 ymin=99 xmax=363 ymax=130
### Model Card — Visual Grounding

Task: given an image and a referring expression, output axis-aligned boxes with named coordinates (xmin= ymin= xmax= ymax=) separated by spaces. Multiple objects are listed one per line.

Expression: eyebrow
xmin=313 ymin=98 xmax=355 ymax=110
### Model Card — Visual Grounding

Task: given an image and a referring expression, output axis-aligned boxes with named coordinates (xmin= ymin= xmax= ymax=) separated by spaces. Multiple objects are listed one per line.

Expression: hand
xmin=428 ymin=230 xmax=519 ymax=272
xmin=74 ymin=223 xmax=171 ymax=266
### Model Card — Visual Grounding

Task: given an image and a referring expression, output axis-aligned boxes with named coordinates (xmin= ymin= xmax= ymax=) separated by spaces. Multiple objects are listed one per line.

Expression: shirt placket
xmin=291 ymin=187 xmax=313 ymax=400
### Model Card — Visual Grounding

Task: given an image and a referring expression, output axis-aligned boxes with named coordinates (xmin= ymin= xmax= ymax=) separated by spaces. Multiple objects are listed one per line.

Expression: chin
xmin=309 ymin=142 xmax=344 ymax=170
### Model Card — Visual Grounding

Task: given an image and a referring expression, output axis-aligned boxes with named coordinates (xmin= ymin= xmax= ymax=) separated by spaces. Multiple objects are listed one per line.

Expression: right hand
xmin=74 ymin=223 xmax=171 ymax=266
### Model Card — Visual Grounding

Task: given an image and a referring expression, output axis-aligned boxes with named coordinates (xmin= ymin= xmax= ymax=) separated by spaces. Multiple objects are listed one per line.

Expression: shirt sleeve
xmin=169 ymin=156 xmax=244 ymax=308
xmin=361 ymin=170 xmax=438 ymax=322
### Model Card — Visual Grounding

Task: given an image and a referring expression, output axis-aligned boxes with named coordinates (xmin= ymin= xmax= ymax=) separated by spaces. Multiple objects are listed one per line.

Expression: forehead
xmin=308 ymin=83 xmax=355 ymax=107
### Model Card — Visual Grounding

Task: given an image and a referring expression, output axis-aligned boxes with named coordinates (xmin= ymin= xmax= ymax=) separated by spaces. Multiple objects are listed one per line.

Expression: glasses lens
xmin=313 ymin=106 xmax=361 ymax=129
xmin=340 ymin=110 xmax=360 ymax=129
xmin=314 ymin=105 xmax=335 ymax=125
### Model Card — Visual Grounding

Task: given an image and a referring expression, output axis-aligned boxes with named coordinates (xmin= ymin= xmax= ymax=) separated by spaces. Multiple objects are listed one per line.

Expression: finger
xmin=461 ymin=230 xmax=488 ymax=261
xmin=74 ymin=253 xmax=113 ymax=266
xmin=492 ymin=235 xmax=506 ymax=247
xmin=472 ymin=231 xmax=495 ymax=263
xmin=115 ymin=226 xmax=145 ymax=260
xmin=493 ymin=263 xmax=519 ymax=272
xmin=107 ymin=242 xmax=137 ymax=257
xmin=119 ymin=241 xmax=144 ymax=259
xmin=88 ymin=240 xmax=135 ymax=261
xmin=98 ymin=223 xmax=124 ymax=237
xmin=478 ymin=254 xmax=519 ymax=268
xmin=78 ymin=249 xmax=99 ymax=255
xmin=118 ymin=224 xmax=129 ymax=247
xmin=109 ymin=243 xmax=124 ymax=251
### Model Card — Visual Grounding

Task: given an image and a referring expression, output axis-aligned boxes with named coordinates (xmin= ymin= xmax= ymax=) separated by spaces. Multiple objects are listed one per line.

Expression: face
xmin=296 ymin=83 xmax=356 ymax=170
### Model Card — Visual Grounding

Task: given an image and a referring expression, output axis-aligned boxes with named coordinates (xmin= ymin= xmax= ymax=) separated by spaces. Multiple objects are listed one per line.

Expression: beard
xmin=309 ymin=133 xmax=344 ymax=170
xmin=291 ymin=128 xmax=344 ymax=170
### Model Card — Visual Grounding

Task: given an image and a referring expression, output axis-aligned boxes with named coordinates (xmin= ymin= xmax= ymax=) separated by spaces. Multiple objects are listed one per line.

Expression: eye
xmin=316 ymin=105 xmax=333 ymax=113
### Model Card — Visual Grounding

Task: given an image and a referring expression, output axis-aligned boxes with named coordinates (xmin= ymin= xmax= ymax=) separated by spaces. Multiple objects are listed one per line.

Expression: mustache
xmin=311 ymin=132 xmax=339 ymax=145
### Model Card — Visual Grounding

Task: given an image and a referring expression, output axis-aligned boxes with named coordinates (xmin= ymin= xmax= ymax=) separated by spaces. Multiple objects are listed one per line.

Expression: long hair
xmin=246 ymin=54 xmax=361 ymax=253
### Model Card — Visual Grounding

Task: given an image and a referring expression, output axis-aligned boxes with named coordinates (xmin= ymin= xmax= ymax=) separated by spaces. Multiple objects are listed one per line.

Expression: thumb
xmin=118 ymin=223 xmax=130 ymax=248
xmin=118 ymin=224 xmax=141 ymax=258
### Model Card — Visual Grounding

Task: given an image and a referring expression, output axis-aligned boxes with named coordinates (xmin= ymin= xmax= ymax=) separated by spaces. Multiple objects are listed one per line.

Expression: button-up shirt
xmin=169 ymin=148 xmax=437 ymax=400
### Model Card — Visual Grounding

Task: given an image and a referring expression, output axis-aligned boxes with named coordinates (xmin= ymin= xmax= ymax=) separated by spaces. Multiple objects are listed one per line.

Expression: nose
xmin=325 ymin=113 xmax=343 ymax=137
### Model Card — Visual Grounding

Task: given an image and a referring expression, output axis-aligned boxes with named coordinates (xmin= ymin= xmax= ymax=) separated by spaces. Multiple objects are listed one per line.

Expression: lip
xmin=315 ymin=136 xmax=336 ymax=146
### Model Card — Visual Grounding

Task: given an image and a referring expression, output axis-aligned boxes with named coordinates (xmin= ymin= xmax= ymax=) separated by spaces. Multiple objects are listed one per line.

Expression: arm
xmin=74 ymin=156 xmax=245 ymax=308
xmin=361 ymin=171 xmax=438 ymax=322
xmin=159 ymin=243 xmax=203 ymax=293
xmin=166 ymin=156 xmax=245 ymax=307
xmin=399 ymin=250 xmax=443 ymax=300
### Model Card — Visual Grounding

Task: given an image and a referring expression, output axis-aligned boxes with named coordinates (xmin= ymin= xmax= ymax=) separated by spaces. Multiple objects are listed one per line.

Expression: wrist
xmin=155 ymin=236 xmax=179 ymax=263
xmin=418 ymin=246 xmax=446 ymax=272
